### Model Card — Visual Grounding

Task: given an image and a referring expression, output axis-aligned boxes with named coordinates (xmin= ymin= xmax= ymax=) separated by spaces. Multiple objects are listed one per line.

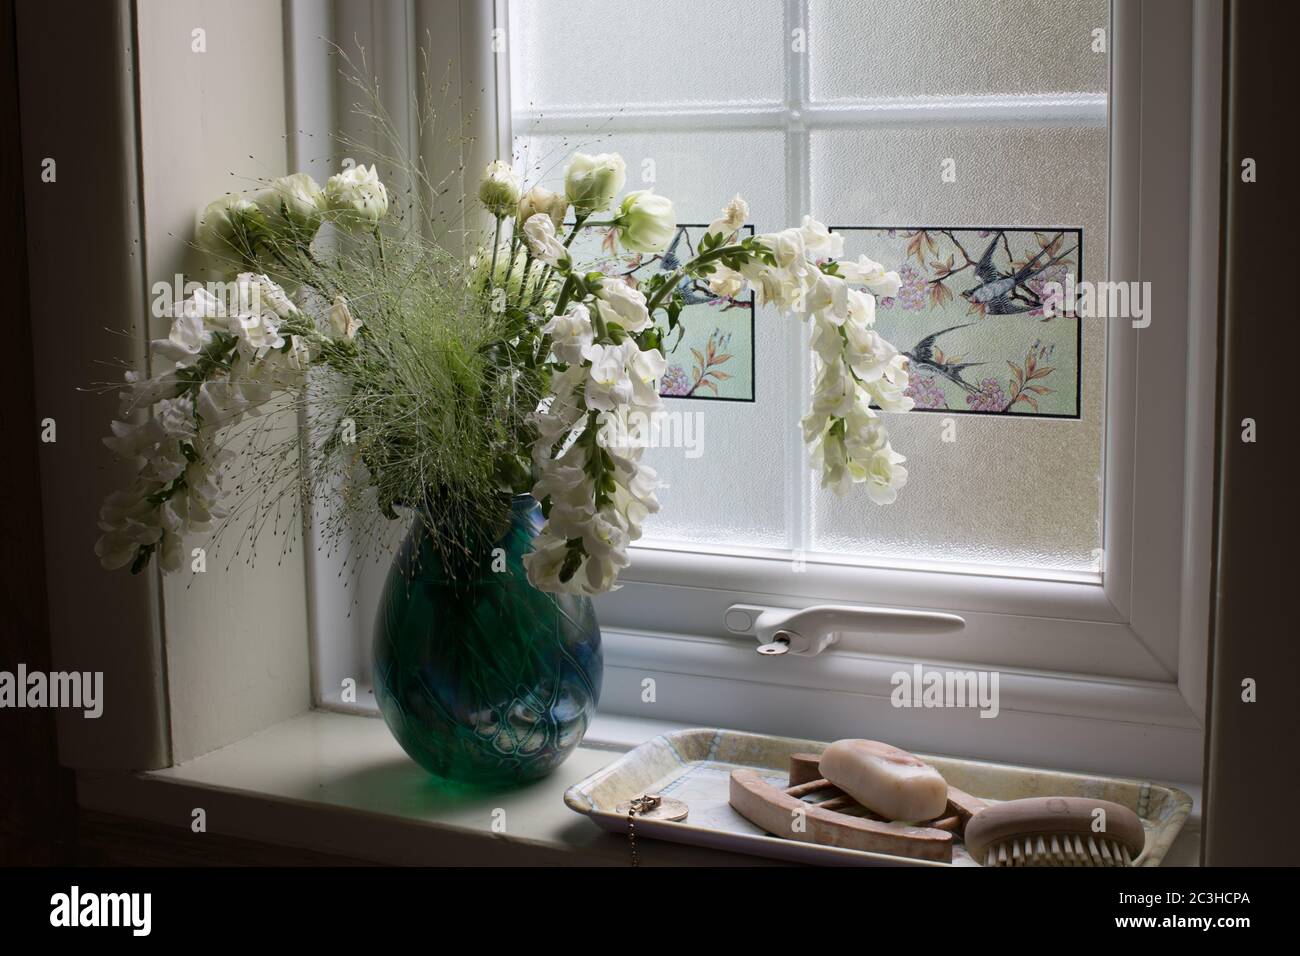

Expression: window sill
xmin=322 ymin=626 xmax=1205 ymax=781
xmin=75 ymin=709 xmax=1202 ymax=867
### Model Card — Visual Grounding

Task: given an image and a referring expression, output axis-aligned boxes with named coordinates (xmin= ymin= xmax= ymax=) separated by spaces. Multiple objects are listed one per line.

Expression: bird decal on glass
xmin=658 ymin=226 xmax=715 ymax=306
xmin=903 ymin=323 xmax=985 ymax=393
xmin=962 ymin=230 xmax=1077 ymax=316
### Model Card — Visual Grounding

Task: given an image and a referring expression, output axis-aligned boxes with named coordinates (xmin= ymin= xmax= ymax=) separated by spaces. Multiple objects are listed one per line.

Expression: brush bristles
xmin=978 ymin=833 xmax=1136 ymax=867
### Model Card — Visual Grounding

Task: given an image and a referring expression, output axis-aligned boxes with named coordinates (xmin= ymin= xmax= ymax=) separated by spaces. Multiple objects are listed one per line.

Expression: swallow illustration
xmin=904 ymin=323 xmax=985 ymax=393
xmin=658 ymin=227 xmax=714 ymax=306
xmin=962 ymin=230 xmax=1077 ymax=315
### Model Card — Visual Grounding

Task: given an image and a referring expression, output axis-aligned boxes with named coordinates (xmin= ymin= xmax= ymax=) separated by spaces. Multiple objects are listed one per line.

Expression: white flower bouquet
xmin=96 ymin=136 xmax=912 ymax=593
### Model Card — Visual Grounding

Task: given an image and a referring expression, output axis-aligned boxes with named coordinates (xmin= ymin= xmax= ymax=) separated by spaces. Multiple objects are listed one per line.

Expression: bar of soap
xmin=819 ymin=739 xmax=948 ymax=823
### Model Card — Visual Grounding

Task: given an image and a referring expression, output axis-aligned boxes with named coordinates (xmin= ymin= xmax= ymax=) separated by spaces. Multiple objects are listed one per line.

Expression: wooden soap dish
xmin=729 ymin=752 xmax=989 ymax=864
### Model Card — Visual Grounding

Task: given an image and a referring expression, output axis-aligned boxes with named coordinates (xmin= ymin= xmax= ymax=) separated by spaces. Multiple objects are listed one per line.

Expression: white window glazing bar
xmin=511 ymin=94 xmax=1109 ymax=134
xmin=784 ymin=0 xmax=811 ymax=554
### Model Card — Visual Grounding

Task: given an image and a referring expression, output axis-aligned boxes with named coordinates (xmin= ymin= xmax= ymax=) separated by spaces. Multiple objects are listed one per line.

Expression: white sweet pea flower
xmin=154 ymin=396 xmax=197 ymax=441
xmin=813 ymin=428 xmax=852 ymax=496
xmin=706 ymin=263 xmax=747 ymax=300
xmin=582 ymin=342 xmax=634 ymax=411
xmin=758 ymin=227 xmax=806 ymax=269
xmin=843 ymin=323 xmax=899 ymax=384
xmin=325 ymin=163 xmax=389 ymax=230
xmin=529 ymin=365 xmax=587 ymax=464
xmin=862 ymin=355 xmax=914 ymax=413
xmin=746 ymin=262 xmax=808 ymax=311
xmin=328 ymin=295 xmax=362 ymax=342
xmin=252 ymin=336 xmax=314 ymax=389
xmin=478 ymin=159 xmax=522 ymax=216
xmin=846 ymin=287 xmax=877 ymax=327
xmin=118 ymin=369 xmax=179 ymax=417
xmin=808 ymin=313 xmax=843 ymax=365
xmin=615 ymin=189 xmax=676 ymax=253
xmin=841 ymin=405 xmax=882 ymax=452
xmin=102 ymin=417 xmax=162 ymax=459
xmin=181 ymin=456 xmax=229 ymax=533
xmin=579 ymin=508 xmax=631 ymax=575
xmin=95 ymin=483 xmax=165 ymax=570
xmin=530 ymin=413 xmax=579 ymax=466
xmin=611 ymin=458 xmax=661 ymax=538
xmin=517 ymin=185 xmax=567 ymax=228
xmin=799 ymin=216 xmax=844 ymax=261
xmin=522 ymin=537 xmax=573 ymax=592
xmin=196 ymin=379 xmax=251 ymax=426
xmin=595 ymin=408 xmax=644 ymax=458
xmin=230 ymin=308 xmax=284 ymax=360
xmin=704 ymin=194 xmax=749 ymax=243
xmin=545 ymin=498 xmax=598 ymax=543
xmin=533 ymin=460 xmax=594 ymax=516
xmin=525 ymin=509 xmax=629 ymax=595
xmin=806 ymin=270 xmax=849 ymax=322
xmin=173 ymin=285 xmax=226 ymax=325
xmin=593 ymin=279 xmax=651 ymax=333
xmin=221 ymin=273 xmax=297 ymax=324
xmin=151 ymin=313 xmax=212 ymax=370
xmin=522 ymin=213 xmax=571 ymax=270
xmin=230 ymin=361 xmax=276 ymax=410
xmin=157 ymin=501 xmax=187 ymax=572
xmin=858 ymin=440 xmax=908 ymax=505
xmin=838 ymin=254 xmax=903 ymax=298
xmin=142 ymin=439 xmax=189 ymax=483
xmin=564 ymin=152 xmax=626 ymax=214
xmin=808 ymin=357 xmax=857 ymax=420
xmin=542 ymin=303 xmax=595 ymax=365
xmin=625 ymin=343 xmax=667 ymax=407
xmin=246 ymin=273 xmax=299 ymax=319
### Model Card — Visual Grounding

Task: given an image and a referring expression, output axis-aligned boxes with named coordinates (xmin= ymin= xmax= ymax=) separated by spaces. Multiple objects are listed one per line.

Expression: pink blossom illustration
xmin=965 ymin=377 xmax=1009 ymax=412
xmin=660 ymin=364 xmax=693 ymax=397
xmin=904 ymin=374 xmax=947 ymax=410
xmin=878 ymin=263 xmax=928 ymax=312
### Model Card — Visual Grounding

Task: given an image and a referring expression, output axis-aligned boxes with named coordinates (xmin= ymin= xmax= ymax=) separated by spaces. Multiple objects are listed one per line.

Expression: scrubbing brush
xmin=964 ymin=796 xmax=1146 ymax=867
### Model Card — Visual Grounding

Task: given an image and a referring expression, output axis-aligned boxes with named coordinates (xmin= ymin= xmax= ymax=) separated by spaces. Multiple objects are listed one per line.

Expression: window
xmin=510 ymin=0 xmax=1110 ymax=575
xmin=305 ymin=0 xmax=1218 ymax=781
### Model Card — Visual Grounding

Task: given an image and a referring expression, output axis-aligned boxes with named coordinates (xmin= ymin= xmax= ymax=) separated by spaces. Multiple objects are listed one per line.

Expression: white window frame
xmin=303 ymin=0 xmax=1220 ymax=782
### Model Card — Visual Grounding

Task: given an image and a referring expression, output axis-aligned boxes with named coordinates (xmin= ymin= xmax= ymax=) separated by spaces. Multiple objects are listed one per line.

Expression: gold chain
xmin=627 ymin=794 xmax=661 ymax=867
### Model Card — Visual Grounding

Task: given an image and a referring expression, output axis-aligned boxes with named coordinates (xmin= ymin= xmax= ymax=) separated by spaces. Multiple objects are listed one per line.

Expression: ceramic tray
xmin=564 ymin=728 xmax=1192 ymax=867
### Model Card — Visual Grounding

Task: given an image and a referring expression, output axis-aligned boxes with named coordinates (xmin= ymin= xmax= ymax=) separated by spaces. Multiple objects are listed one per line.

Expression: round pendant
xmin=614 ymin=794 xmax=689 ymax=822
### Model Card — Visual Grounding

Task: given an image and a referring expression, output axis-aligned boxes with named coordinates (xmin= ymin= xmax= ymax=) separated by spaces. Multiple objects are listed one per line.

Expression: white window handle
xmin=724 ymin=603 xmax=966 ymax=657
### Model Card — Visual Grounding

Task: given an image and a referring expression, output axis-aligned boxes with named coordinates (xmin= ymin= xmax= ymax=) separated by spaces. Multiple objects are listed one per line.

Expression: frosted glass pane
xmin=515 ymin=130 xmax=793 ymax=548
xmin=809 ymin=127 xmax=1107 ymax=571
xmin=513 ymin=130 xmax=789 ymax=228
xmin=808 ymin=0 xmax=1109 ymax=100
xmin=508 ymin=0 xmax=785 ymax=112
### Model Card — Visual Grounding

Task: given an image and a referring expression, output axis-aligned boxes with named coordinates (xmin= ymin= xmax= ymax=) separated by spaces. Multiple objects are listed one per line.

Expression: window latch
xmin=724 ymin=603 xmax=966 ymax=657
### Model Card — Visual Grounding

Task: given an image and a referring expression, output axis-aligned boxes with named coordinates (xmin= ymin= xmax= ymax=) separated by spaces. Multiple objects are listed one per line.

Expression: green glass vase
xmin=373 ymin=495 xmax=602 ymax=787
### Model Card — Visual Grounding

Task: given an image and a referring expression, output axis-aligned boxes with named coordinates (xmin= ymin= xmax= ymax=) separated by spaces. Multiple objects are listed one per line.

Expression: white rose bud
xmin=517 ymin=185 xmax=566 ymax=228
xmin=196 ymin=195 xmax=266 ymax=277
xmin=255 ymin=172 xmax=325 ymax=238
xmin=522 ymin=214 xmax=571 ymax=270
xmin=324 ymin=163 xmax=389 ymax=231
xmin=615 ymin=189 xmax=676 ymax=253
xmin=563 ymin=152 xmax=626 ymax=215
xmin=478 ymin=159 xmax=522 ymax=217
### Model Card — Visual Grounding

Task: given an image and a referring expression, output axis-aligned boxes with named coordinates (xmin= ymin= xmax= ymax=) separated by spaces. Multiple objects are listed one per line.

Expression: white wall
xmin=135 ymin=0 xmax=311 ymax=762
